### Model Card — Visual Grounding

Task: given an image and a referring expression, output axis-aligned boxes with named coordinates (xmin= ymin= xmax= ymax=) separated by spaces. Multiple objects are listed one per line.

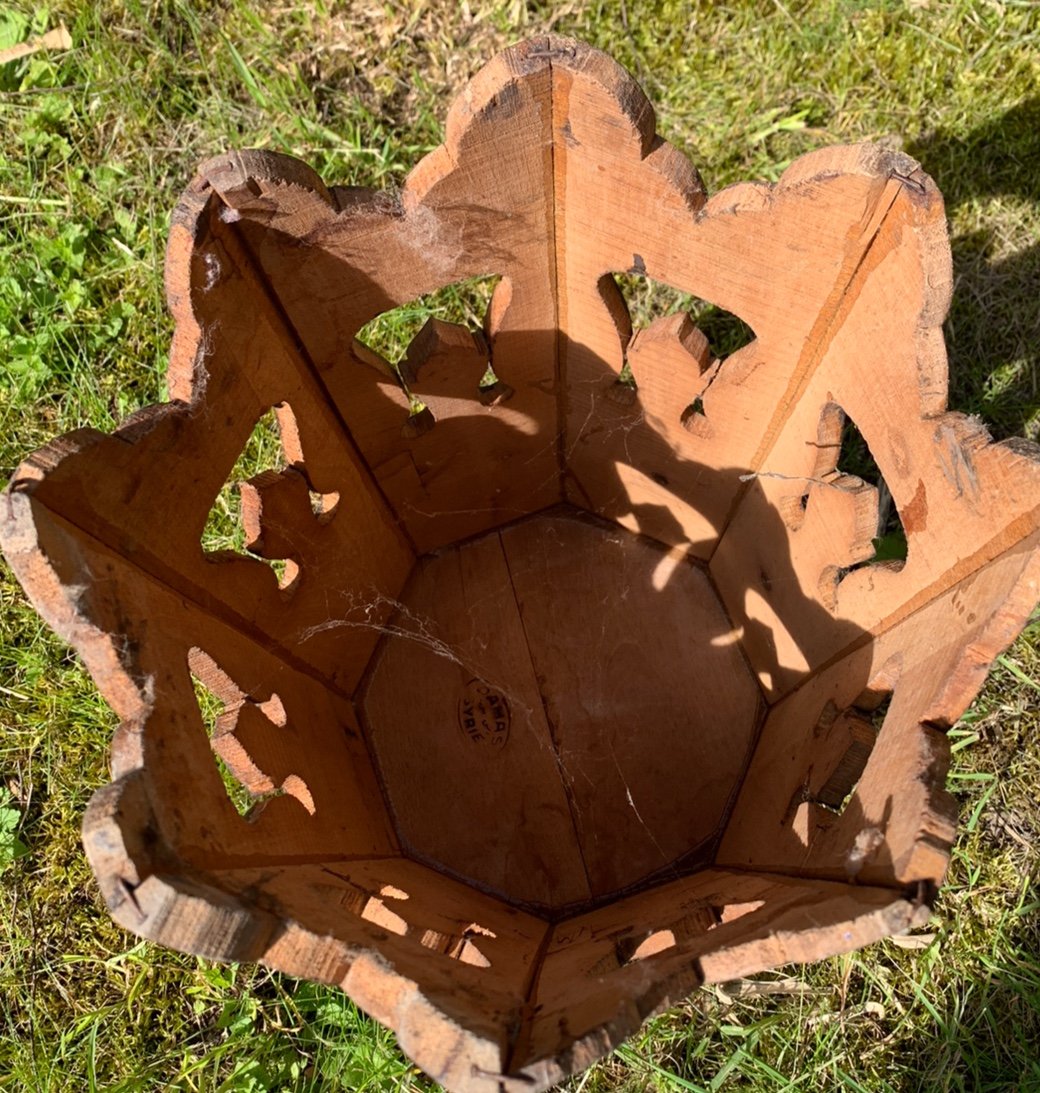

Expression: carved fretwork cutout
xmin=611 ymin=271 xmax=755 ymax=355
xmin=624 ymin=928 xmax=676 ymax=963
xmin=604 ymin=904 xmax=723 ymax=973
xmin=190 ymin=657 xmax=254 ymax=817
xmin=780 ymin=404 xmax=908 ymax=611
xmin=813 ymin=716 xmax=877 ymax=814
xmin=204 ymin=402 xmax=342 ymax=596
xmin=477 ymin=361 xmax=510 ymax=406
xmin=188 ymin=648 xmax=314 ymax=819
xmin=785 ymin=699 xmax=883 ymax=821
xmin=356 ymin=275 xmax=500 ymax=371
xmin=354 ymin=276 xmax=505 ymax=438
xmin=202 ymin=405 xmax=295 ymax=588
xmin=836 ymin=414 xmax=908 ymax=565
xmin=321 ymin=869 xmax=496 ymax=969
xmin=606 ymin=272 xmax=756 ymax=433
xmin=419 ymin=927 xmax=493 ymax=968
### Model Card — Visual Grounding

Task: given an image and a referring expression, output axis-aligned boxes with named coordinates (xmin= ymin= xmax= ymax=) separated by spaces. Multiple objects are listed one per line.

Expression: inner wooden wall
xmin=198 ymin=41 xmax=562 ymax=556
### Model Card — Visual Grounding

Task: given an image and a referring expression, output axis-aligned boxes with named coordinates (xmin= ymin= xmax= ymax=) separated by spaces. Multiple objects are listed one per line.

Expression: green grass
xmin=357 ymin=275 xmax=501 ymax=367
xmin=1 ymin=1 xmax=1038 ymax=1090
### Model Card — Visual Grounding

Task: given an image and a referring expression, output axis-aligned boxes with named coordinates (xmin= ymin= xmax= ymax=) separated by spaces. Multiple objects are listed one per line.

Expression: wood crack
xmin=708 ymin=178 xmax=907 ymax=561
xmin=546 ymin=39 xmax=568 ymax=505
xmin=496 ymin=529 xmax=595 ymax=902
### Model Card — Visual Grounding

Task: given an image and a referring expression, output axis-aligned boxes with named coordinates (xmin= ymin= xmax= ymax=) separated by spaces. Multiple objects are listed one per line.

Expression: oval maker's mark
xmin=457 ymin=678 xmax=510 ymax=747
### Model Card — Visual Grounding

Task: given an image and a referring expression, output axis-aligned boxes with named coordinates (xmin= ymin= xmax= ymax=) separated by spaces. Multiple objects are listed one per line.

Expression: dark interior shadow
xmin=908 ymin=97 xmax=1040 ymax=441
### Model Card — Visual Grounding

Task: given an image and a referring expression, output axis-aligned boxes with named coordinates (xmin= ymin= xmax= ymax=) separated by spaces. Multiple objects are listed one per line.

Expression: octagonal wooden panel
xmin=361 ymin=507 xmax=763 ymax=911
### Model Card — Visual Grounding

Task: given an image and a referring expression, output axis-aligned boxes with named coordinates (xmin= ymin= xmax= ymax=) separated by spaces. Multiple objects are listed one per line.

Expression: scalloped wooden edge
xmin=82 ymin=771 xmax=932 ymax=1092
